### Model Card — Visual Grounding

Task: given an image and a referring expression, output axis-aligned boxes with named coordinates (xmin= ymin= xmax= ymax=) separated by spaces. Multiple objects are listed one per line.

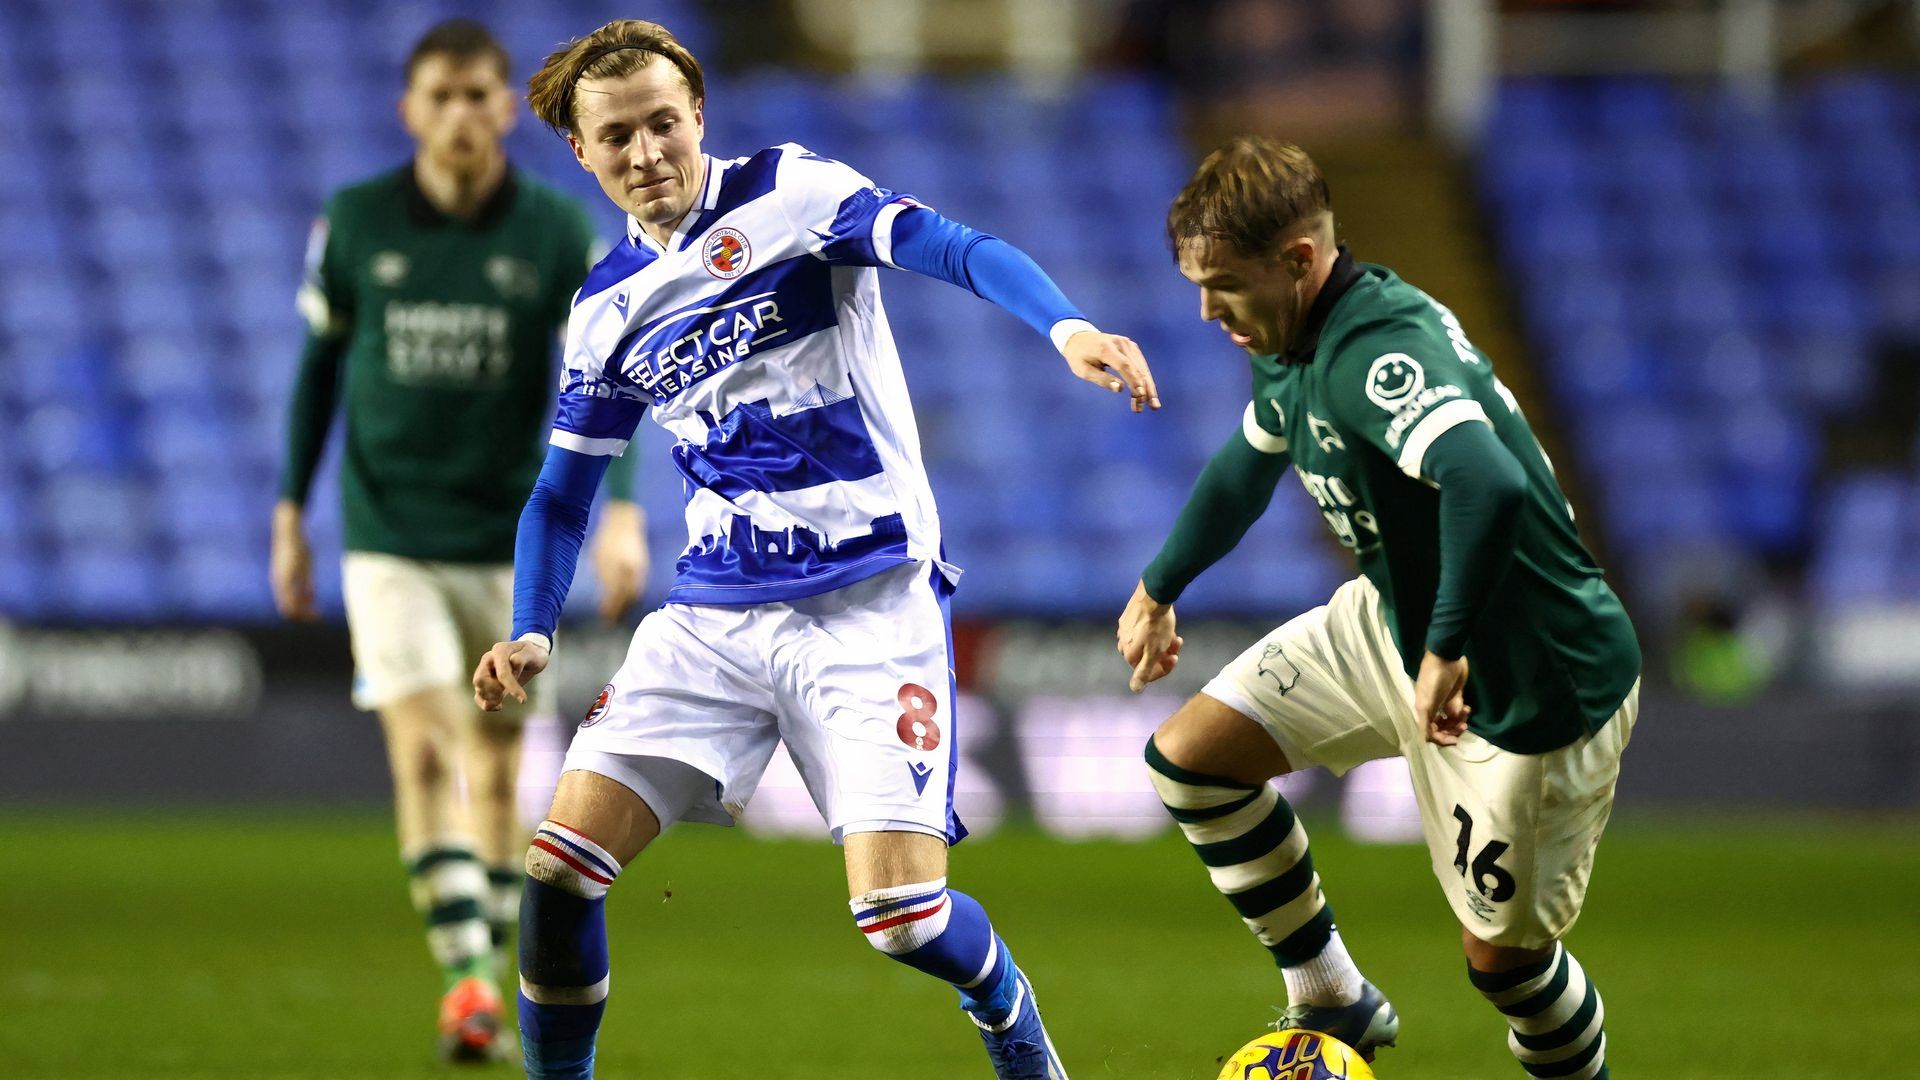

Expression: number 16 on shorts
xmin=1450 ymin=804 xmax=1516 ymax=925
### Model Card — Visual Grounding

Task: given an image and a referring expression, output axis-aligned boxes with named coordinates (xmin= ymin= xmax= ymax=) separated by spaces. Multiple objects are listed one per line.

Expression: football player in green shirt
xmin=269 ymin=20 xmax=644 ymax=1063
xmin=1118 ymin=137 xmax=1638 ymax=1079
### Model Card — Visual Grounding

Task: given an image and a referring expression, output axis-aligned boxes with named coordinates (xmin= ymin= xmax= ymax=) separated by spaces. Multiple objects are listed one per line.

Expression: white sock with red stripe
xmin=850 ymin=877 xmax=1015 ymax=1018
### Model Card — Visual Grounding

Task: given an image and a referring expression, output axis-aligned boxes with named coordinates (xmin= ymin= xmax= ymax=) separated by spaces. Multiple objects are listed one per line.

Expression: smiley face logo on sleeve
xmin=1366 ymin=353 xmax=1425 ymax=411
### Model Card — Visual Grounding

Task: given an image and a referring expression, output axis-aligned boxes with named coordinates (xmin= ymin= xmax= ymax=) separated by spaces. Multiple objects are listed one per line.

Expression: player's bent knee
xmin=525 ymin=821 xmax=624 ymax=901
xmin=1148 ymin=694 xmax=1290 ymax=785
xmin=851 ymin=876 xmax=954 ymax=958
xmin=848 ymin=878 xmax=1000 ymax=990
xmin=1461 ymin=925 xmax=1555 ymax=973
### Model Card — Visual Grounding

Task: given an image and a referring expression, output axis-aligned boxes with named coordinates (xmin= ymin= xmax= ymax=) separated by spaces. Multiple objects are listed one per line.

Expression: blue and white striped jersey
xmin=552 ymin=144 xmax=953 ymax=605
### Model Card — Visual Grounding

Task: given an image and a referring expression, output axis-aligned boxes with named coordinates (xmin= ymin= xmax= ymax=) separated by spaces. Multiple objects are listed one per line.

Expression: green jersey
xmin=279 ymin=164 xmax=632 ymax=562
xmin=1154 ymin=251 xmax=1639 ymax=753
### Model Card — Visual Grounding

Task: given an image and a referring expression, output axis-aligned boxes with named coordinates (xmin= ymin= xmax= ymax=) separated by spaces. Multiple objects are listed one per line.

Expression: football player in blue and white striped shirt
xmin=471 ymin=19 xmax=1157 ymax=1080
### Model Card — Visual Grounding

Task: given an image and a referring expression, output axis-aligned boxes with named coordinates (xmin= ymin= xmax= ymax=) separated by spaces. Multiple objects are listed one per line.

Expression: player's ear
xmin=495 ymin=86 xmax=518 ymax=138
xmin=1277 ymin=236 xmax=1313 ymax=281
xmin=692 ymin=98 xmax=705 ymax=141
xmin=566 ymin=133 xmax=591 ymax=173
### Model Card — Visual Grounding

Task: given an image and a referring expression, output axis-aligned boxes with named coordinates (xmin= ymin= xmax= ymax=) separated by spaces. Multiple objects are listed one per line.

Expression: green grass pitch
xmin=2 ymin=809 xmax=1914 ymax=1078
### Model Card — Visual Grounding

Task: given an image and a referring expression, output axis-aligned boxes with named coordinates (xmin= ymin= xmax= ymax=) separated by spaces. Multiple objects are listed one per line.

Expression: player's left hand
xmin=1064 ymin=330 xmax=1161 ymax=413
xmin=590 ymin=500 xmax=648 ymax=623
xmin=1414 ymin=651 xmax=1471 ymax=745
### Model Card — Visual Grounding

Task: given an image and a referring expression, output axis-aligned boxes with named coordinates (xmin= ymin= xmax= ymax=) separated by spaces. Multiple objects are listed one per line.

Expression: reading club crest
xmin=702 ymin=228 xmax=751 ymax=279
xmin=581 ymin=683 xmax=614 ymax=728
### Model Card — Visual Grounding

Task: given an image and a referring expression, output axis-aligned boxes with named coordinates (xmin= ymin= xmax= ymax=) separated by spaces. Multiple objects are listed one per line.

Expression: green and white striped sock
xmin=405 ymin=845 xmax=492 ymax=991
xmin=1145 ymin=736 xmax=1358 ymax=1004
xmin=1470 ymin=943 xmax=1609 ymax=1080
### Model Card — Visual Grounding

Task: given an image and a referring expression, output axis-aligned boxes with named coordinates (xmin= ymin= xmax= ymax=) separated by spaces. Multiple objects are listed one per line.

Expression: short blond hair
xmin=526 ymin=19 xmax=704 ymax=135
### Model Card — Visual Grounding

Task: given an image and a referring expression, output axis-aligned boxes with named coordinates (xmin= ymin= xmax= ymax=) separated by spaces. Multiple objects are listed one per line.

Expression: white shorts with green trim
xmin=1203 ymin=575 xmax=1638 ymax=949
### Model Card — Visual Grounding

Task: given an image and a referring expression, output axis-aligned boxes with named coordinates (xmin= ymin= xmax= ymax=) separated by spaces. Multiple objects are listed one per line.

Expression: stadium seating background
xmin=5 ymin=1 xmax=1917 ymax=633
xmin=1478 ymin=73 xmax=1920 ymax=612
xmin=0 ymin=0 xmax=1346 ymax=625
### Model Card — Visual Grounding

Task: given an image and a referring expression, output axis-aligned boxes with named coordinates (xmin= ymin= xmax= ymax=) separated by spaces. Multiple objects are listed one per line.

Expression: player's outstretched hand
xmin=1414 ymin=650 xmax=1472 ymax=745
xmin=269 ymin=500 xmax=317 ymax=622
xmin=1063 ymin=330 xmax=1161 ymax=413
xmin=590 ymin=501 xmax=648 ymax=623
xmin=1118 ymin=580 xmax=1184 ymax=692
xmin=473 ymin=637 xmax=551 ymax=712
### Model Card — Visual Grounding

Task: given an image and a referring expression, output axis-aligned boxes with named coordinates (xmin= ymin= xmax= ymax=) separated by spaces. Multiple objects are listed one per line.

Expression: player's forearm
xmin=511 ymin=444 xmax=613 ymax=643
xmin=277 ymin=332 xmax=346 ymax=505
xmin=1141 ymin=432 xmax=1289 ymax=604
xmin=1423 ymin=422 xmax=1527 ymax=660
xmin=887 ymin=209 xmax=1090 ymax=347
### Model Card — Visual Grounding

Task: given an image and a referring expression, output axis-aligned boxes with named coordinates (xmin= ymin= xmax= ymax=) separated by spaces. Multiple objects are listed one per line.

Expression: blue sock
xmin=519 ymin=821 xmax=622 ymax=1080
xmin=850 ymin=877 xmax=1019 ymax=1023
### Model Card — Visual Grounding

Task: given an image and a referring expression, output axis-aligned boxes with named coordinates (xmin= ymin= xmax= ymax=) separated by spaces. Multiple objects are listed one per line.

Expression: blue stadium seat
xmin=173 ymin=546 xmax=277 ymax=621
xmin=1484 ymin=79 xmax=1576 ymax=145
xmin=0 ymin=271 xmax=86 ymax=348
xmin=0 ymin=551 xmax=48 ymax=618
xmin=1593 ymin=78 xmax=1683 ymax=136
xmin=0 ymin=479 xmax=25 ymax=551
xmin=1579 ymin=404 xmax=1701 ymax=475
xmin=1810 ymin=474 xmax=1907 ymax=605
xmin=1865 ymin=205 xmax=1920 ymax=267
xmin=1801 ymin=72 xmax=1904 ymax=137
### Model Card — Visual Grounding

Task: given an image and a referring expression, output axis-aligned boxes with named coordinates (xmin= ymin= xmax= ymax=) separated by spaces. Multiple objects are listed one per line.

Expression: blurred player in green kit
xmin=1119 ymin=138 xmax=1639 ymax=1079
xmin=269 ymin=20 xmax=644 ymax=1063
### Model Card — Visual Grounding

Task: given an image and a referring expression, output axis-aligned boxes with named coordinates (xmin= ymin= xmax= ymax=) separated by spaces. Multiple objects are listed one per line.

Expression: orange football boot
xmin=437 ymin=975 xmax=510 ymax=1064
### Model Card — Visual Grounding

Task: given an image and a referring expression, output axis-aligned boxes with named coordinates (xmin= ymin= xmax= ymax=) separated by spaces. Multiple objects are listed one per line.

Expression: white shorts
xmin=1203 ymin=576 xmax=1638 ymax=949
xmin=342 ymin=551 xmax=542 ymax=722
xmin=564 ymin=561 xmax=963 ymax=844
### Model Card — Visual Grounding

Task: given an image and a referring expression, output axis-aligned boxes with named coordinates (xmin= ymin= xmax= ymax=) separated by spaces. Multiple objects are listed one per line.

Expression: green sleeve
xmin=553 ymin=197 xmax=603 ymax=323
xmin=278 ymin=331 xmax=347 ymax=504
xmin=280 ymin=204 xmax=351 ymax=505
xmin=602 ymin=444 xmax=639 ymax=501
xmin=1141 ymin=412 xmax=1291 ymax=604
xmin=1422 ymin=420 xmax=1526 ymax=659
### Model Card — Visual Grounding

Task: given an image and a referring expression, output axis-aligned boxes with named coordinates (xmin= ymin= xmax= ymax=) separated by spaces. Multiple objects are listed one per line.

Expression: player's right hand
xmin=473 ymin=637 xmax=550 ymax=711
xmin=1117 ymin=580 xmax=1184 ymax=692
xmin=1063 ymin=330 xmax=1161 ymax=413
xmin=269 ymin=501 xmax=317 ymax=622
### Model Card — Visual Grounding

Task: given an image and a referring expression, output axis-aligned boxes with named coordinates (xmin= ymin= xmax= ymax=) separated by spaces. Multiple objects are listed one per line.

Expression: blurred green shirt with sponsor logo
xmin=279 ymin=164 xmax=634 ymax=562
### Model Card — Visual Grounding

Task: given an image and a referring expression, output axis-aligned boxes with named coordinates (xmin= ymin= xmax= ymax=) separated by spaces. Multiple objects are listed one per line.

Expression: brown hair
xmin=527 ymin=20 xmax=705 ymax=135
xmin=405 ymin=19 xmax=511 ymax=85
xmin=1166 ymin=136 xmax=1332 ymax=258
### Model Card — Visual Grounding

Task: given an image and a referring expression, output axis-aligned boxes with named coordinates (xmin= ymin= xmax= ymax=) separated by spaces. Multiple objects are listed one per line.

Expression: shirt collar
xmin=626 ymin=154 xmax=723 ymax=249
xmin=1280 ymin=245 xmax=1360 ymax=366
xmin=401 ymin=162 xmax=519 ymax=230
